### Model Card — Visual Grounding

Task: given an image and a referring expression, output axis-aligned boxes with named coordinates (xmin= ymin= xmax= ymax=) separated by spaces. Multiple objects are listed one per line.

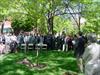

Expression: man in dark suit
xmin=74 ymin=32 xmax=85 ymax=72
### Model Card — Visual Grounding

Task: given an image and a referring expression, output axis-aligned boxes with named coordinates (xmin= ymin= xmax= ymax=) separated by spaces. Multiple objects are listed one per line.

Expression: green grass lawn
xmin=0 ymin=50 xmax=83 ymax=75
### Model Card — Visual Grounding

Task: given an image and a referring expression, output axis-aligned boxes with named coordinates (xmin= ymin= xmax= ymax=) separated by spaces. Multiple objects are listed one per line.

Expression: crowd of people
xmin=0 ymin=31 xmax=87 ymax=53
xmin=0 ymin=31 xmax=100 ymax=75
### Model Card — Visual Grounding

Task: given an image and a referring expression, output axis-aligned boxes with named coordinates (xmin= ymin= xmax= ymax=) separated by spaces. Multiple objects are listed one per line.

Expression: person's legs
xmin=77 ymin=58 xmax=84 ymax=73
xmin=62 ymin=44 xmax=65 ymax=51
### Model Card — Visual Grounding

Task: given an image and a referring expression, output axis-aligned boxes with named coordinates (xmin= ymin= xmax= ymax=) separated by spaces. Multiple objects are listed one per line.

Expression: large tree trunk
xmin=47 ymin=12 xmax=54 ymax=34
xmin=78 ymin=15 xmax=81 ymax=33
xmin=47 ymin=17 xmax=53 ymax=34
xmin=47 ymin=0 xmax=54 ymax=35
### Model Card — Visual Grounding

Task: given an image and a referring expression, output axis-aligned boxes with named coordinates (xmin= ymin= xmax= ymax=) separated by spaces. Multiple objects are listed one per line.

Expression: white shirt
xmin=4 ymin=35 xmax=11 ymax=44
xmin=10 ymin=35 xmax=17 ymax=42
xmin=24 ymin=36 xmax=30 ymax=43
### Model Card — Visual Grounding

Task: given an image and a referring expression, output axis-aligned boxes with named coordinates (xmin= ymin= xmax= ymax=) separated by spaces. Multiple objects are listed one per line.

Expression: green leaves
xmin=0 ymin=0 xmax=100 ymax=34
xmin=54 ymin=16 xmax=75 ymax=34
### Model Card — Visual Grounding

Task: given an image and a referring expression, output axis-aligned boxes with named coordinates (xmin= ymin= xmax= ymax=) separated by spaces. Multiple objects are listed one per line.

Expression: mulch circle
xmin=32 ymin=63 xmax=47 ymax=69
xmin=17 ymin=58 xmax=47 ymax=69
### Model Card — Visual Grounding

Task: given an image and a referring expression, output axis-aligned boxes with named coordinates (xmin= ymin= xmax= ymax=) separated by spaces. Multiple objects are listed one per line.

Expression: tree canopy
xmin=0 ymin=0 xmax=100 ymax=34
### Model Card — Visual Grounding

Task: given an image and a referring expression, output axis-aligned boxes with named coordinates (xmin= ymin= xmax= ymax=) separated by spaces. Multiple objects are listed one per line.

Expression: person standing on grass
xmin=10 ymin=33 xmax=18 ymax=53
xmin=4 ymin=32 xmax=11 ymax=53
xmin=17 ymin=33 xmax=24 ymax=48
xmin=24 ymin=32 xmax=30 ymax=52
xmin=82 ymin=34 xmax=100 ymax=75
xmin=0 ymin=33 xmax=6 ymax=54
xmin=62 ymin=35 xmax=68 ymax=52
xmin=61 ymin=32 xmax=66 ymax=51
xmin=0 ymin=42 xmax=5 ymax=54
xmin=72 ymin=35 xmax=78 ymax=51
xmin=56 ymin=33 xmax=62 ymax=50
xmin=67 ymin=35 xmax=73 ymax=51
xmin=46 ymin=33 xmax=52 ymax=50
xmin=74 ymin=32 xmax=85 ymax=72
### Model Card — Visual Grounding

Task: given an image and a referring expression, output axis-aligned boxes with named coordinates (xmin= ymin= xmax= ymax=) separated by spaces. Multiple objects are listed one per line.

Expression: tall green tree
xmin=0 ymin=0 xmax=100 ymax=35
xmin=82 ymin=1 xmax=100 ymax=34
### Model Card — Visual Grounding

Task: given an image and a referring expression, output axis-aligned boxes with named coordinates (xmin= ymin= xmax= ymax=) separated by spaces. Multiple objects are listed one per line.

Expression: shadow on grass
xmin=0 ymin=50 xmax=80 ymax=75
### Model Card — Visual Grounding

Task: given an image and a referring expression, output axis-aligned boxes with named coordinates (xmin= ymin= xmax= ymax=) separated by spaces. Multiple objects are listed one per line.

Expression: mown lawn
xmin=0 ymin=50 xmax=84 ymax=75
